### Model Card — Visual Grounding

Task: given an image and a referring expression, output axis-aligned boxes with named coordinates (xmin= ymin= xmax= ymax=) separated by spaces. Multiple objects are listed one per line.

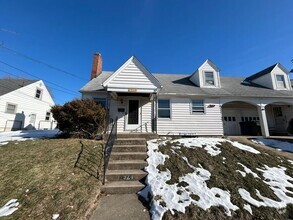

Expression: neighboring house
xmin=80 ymin=53 xmax=293 ymax=137
xmin=0 ymin=78 xmax=56 ymax=131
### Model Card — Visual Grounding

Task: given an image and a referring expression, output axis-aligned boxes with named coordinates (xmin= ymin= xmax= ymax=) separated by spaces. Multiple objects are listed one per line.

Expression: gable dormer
xmin=102 ymin=56 xmax=162 ymax=93
xmin=244 ymin=63 xmax=292 ymax=90
xmin=190 ymin=59 xmax=221 ymax=88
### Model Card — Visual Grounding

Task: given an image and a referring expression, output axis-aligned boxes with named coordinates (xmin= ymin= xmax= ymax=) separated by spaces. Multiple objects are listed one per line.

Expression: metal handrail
xmin=103 ymin=117 xmax=118 ymax=185
xmin=130 ymin=121 xmax=150 ymax=133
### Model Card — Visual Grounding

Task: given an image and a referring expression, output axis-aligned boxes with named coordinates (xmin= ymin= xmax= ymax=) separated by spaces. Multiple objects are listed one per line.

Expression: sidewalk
xmin=90 ymin=194 xmax=150 ymax=220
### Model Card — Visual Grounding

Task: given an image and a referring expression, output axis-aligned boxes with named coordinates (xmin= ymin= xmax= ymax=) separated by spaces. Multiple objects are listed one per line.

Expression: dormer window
xmin=204 ymin=72 xmax=215 ymax=86
xmin=276 ymin=75 xmax=286 ymax=89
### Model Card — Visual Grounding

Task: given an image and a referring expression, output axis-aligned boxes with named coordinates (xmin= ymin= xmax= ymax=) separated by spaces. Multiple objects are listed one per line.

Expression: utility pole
xmin=291 ymin=59 xmax=293 ymax=73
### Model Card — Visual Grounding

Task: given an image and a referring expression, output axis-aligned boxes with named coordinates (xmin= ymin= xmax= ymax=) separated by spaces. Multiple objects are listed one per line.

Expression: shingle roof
xmin=80 ymin=71 xmax=293 ymax=98
xmin=245 ymin=63 xmax=277 ymax=81
xmin=0 ymin=78 xmax=38 ymax=96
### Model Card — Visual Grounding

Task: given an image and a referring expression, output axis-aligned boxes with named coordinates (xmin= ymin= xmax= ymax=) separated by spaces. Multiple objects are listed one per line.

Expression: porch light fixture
xmin=120 ymin=99 xmax=123 ymax=104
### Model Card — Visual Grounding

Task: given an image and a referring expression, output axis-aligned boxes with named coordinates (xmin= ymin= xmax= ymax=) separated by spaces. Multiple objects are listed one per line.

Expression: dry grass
xmin=0 ymin=138 xmax=103 ymax=220
xmin=157 ymin=140 xmax=293 ymax=220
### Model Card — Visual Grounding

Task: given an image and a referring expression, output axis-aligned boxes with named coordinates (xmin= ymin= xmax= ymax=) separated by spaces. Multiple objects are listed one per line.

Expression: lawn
xmin=0 ymin=138 xmax=103 ymax=220
xmin=140 ymin=137 xmax=293 ymax=220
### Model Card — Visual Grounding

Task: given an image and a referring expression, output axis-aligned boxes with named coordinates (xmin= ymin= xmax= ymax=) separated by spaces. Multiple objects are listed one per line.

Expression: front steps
xmin=102 ymin=137 xmax=147 ymax=194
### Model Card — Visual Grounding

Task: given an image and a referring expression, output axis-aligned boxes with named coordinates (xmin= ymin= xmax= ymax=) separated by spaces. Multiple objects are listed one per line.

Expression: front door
xmin=125 ymin=100 xmax=140 ymax=130
xmin=273 ymin=107 xmax=286 ymax=132
xmin=29 ymin=114 xmax=37 ymax=128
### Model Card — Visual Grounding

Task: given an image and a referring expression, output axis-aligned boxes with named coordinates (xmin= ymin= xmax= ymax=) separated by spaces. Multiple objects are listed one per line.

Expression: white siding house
xmin=0 ymin=78 xmax=56 ymax=131
xmin=80 ymin=54 xmax=293 ymax=137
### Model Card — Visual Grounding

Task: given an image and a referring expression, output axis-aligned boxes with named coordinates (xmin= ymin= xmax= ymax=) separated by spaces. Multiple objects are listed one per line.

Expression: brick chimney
xmin=90 ymin=52 xmax=102 ymax=80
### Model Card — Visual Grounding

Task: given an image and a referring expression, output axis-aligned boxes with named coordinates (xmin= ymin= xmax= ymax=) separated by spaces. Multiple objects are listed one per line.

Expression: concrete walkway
xmin=90 ymin=194 xmax=150 ymax=220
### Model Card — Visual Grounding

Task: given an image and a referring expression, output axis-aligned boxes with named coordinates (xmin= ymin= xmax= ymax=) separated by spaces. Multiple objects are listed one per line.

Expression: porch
xmin=221 ymin=100 xmax=293 ymax=137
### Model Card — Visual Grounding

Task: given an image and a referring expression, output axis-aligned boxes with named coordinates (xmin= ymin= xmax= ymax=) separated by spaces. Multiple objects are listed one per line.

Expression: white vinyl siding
xmin=107 ymin=60 xmax=158 ymax=90
xmin=0 ymin=80 xmax=55 ymax=131
xmin=157 ymin=97 xmax=223 ymax=135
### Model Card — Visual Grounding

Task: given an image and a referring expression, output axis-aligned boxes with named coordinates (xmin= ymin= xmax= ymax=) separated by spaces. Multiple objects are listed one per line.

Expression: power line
xmin=0 ymin=60 xmax=80 ymax=95
xmin=0 ymin=69 xmax=79 ymax=96
xmin=0 ymin=44 xmax=88 ymax=81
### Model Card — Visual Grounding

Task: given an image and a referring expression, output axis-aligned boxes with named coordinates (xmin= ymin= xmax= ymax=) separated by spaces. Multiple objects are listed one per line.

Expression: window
xmin=276 ymin=75 xmax=286 ymax=89
xmin=204 ymin=72 xmax=215 ymax=86
xmin=93 ymin=98 xmax=107 ymax=108
xmin=191 ymin=100 xmax=205 ymax=113
xmin=45 ymin=111 xmax=51 ymax=121
xmin=6 ymin=103 xmax=17 ymax=114
xmin=158 ymin=99 xmax=170 ymax=118
xmin=35 ymin=88 xmax=42 ymax=99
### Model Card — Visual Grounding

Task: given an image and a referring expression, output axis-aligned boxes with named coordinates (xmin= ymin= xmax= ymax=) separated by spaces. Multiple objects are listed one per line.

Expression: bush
xmin=51 ymin=99 xmax=107 ymax=139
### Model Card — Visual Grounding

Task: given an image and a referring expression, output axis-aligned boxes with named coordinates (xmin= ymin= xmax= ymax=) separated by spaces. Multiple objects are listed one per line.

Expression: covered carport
xmin=221 ymin=100 xmax=261 ymax=136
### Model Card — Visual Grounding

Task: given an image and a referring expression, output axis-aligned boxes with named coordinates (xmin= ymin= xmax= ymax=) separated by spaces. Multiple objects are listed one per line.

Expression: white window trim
xmin=275 ymin=74 xmax=287 ymax=89
xmin=5 ymin=102 xmax=17 ymax=114
xmin=190 ymin=99 xmax=206 ymax=114
xmin=202 ymin=71 xmax=216 ymax=87
xmin=158 ymin=99 xmax=172 ymax=119
xmin=35 ymin=87 xmax=43 ymax=100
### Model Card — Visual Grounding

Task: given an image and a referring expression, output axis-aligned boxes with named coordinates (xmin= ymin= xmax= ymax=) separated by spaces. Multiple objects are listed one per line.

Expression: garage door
xmin=222 ymin=110 xmax=240 ymax=135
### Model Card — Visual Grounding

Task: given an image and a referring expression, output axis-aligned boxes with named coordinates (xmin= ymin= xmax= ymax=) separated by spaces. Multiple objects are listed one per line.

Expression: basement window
xmin=276 ymin=75 xmax=286 ymax=89
xmin=158 ymin=99 xmax=170 ymax=118
xmin=191 ymin=100 xmax=205 ymax=113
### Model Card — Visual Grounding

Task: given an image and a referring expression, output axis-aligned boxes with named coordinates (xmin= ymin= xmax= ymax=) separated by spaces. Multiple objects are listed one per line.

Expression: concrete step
xmin=108 ymin=160 xmax=147 ymax=170
xmin=115 ymin=138 xmax=146 ymax=146
xmin=117 ymin=133 xmax=158 ymax=139
xmin=112 ymin=145 xmax=146 ymax=152
xmin=102 ymin=181 xmax=145 ymax=194
xmin=110 ymin=152 xmax=147 ymax=160
xmin=105 ymin=170 xmax=147 ymax=181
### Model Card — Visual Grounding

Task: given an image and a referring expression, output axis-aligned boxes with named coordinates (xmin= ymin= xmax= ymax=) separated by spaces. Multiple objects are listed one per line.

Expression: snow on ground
xmin=0 ymin=199 xmax=19 ymax=217
xmin=140 ymin=137 xmax=293 ymax=219
xmin=0 ymin=129 xmax=60 ymax=146
xmin=228 ymin=141 xmax=260 ymax=154
xmin=239 ymin=165 xmax=293 ymax=209
xmin=52 ymin=213 xmax=59 ymax=220
xmin=237 ymin=163 xmax=259 ymax=178
xmin=139 ymin=138 xmax=239 ymax=220
xmin=252 ymin=138 xmax=293 ymax=153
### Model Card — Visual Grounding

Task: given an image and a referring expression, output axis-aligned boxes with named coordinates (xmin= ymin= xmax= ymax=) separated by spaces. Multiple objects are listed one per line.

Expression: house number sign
xmin=128 ymin=88 xmax=137 ymax=93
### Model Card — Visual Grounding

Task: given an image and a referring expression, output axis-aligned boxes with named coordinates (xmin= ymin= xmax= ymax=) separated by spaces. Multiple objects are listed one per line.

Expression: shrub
xmin=51 ymin=99 xmax=107 ymax=139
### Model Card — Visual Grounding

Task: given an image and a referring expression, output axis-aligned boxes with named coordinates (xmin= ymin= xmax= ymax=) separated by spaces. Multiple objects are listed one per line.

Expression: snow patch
xmin=237 ymin=163 xmax=259 ymax=178
xmin=288 ymin=160 xmax=293 ymax=165
xmin=228 ymin=141 xmax=260 ymax=154
xmin=0 ymin=129 xmax=59 ymax=145
xmin=252 ymin=138 xmax=293 ymax=153
xmin=170 ymin=138 xmax=223 ymax=156
xmin=236 ymin=170 xmax=246 ymax=177
xmin=243 ymin=204 xmax=253 ymax=215
xmin=239 ymin=165 xmax=293 ymax=209
xmin=52 ymin=213 xmax=59 ymax=220
xmin=0 ymin=199 xmax=19 ymax=217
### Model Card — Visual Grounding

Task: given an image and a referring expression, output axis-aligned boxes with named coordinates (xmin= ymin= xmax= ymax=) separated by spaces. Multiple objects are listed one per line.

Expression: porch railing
xmin=130 ymin=121 xmax=151 ymax=133
xmin=103 ymin=117 xmax=117 ymax=185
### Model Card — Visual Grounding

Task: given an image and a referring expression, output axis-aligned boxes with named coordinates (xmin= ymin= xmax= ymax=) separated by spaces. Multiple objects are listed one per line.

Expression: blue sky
xmin=0 ymin=0 xmax=293 ymax=104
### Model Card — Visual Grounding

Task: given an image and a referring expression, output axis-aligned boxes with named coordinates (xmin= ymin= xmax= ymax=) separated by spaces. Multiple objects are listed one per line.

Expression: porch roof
xmin=80 ymin=71 xmax=293 ymax=98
